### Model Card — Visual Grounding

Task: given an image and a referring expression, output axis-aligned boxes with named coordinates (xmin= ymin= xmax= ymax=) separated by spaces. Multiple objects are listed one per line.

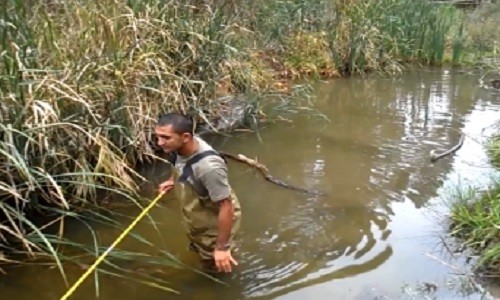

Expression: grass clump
xmin=450 ymin=186 xmax=500 ymax=277
xmin=487 ymin=135 xmax=500 ymax=168
xmin=450 ymin=133 xmax=500 ymax=279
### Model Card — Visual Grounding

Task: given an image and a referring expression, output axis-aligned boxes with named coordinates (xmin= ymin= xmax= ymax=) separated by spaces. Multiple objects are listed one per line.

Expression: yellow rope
xmin=60 ymin=191 xmax=166 ymax=300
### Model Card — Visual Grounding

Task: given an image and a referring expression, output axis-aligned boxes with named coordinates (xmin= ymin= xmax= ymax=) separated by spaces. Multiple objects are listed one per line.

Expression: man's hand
xmin=158 ymin=177 xmax=174 ymax=193
xmin=213 ymin=249 xmax=238 ymax=273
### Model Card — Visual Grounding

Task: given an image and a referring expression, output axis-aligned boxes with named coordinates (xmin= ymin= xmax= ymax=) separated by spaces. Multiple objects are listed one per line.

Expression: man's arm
xmin=215 ymin=198 xmax=234 ymax=249
xmin=213 ymin=197 xmax=238 ymax=272
xmin=199 ymin=166 xmax=238 ymax=272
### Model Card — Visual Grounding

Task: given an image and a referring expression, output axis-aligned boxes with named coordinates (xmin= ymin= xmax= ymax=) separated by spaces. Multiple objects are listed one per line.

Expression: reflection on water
xmin=1 ymin=68 xmax=499 ymax=300
xmin=210 ymin=68 xmax=498 ymax=299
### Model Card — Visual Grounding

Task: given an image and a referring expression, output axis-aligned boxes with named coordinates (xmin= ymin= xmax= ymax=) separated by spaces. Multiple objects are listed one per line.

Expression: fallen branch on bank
xmin=219 ymin=152 xmax=327 ymax=197
xmin=430 ymin=134 xmax=465 ymax=162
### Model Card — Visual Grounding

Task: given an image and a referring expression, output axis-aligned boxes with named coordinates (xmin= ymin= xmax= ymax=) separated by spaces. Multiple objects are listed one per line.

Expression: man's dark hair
xmin=157 ymin=113 xmax=194 ymax=135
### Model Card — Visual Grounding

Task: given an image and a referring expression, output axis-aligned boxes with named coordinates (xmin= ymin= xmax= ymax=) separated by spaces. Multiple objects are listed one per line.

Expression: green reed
xmin=449 ymin=130 xmax=500 ymax=279
xmin=450 ymin=183 xmax=500 ymax=278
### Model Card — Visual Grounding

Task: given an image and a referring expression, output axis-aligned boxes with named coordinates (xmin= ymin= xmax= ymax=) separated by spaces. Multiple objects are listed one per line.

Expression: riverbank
xmin=446 ymin=1 xmax=500 ymax=284
xmin=450 ymin=131 xmax=500 ymax=282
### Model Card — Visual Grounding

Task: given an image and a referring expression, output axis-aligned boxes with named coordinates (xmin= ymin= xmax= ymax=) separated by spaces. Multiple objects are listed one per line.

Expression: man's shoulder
xmin=193 ymin=153 xmax=226 ymax=175
xmin=194 ymin=136 xmax=224 ymax=163
xmin=188 ymin=136 xmax=225 ymax=175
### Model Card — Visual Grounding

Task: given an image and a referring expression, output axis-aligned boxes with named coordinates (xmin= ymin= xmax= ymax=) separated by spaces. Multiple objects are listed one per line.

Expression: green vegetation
xmin=450 ymin=133 xmax=500 ymax=279
xmin=458 ymin=1 xmax=500 ymax=69
xmin=448 ymin=2 xmax=500 ymax=279
xmin=1 ymin=0 xmax=498 ymax=294
xmin=488 ymin=135 xmax=500 ymax=168
xmin=237 ymin=0 xmax=466 ymax=77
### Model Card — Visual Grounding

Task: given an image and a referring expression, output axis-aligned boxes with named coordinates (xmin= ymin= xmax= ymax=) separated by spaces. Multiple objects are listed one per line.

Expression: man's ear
xmin=181 ymin=132 xmax=192 ymax=143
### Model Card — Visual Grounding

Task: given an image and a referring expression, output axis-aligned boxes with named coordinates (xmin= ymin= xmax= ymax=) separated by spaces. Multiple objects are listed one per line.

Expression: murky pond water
xmin=2 ymin=68 xmax=500 ymax=299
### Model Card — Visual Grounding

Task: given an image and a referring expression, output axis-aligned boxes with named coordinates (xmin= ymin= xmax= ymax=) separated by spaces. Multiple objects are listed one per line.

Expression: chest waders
xmin=171 ymin=150 xmax=242 ymax=269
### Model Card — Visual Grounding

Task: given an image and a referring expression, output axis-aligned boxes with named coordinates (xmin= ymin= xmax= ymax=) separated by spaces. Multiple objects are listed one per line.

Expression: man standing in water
xmin=155 ymin=113 xmax=242 ymax=273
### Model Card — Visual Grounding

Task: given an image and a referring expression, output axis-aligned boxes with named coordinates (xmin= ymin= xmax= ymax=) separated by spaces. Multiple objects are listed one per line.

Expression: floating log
xmin=220 ymin=152 xmax=328 ymax=197
xmin=430 ymin=134 xmax=465 ymax=162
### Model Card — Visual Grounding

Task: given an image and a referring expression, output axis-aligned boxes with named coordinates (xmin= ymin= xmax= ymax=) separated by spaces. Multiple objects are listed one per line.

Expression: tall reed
xmin=0 ymin=0 xmax=302 ymax=291
xmin=228 ymin=0 xmax=465 ymax=77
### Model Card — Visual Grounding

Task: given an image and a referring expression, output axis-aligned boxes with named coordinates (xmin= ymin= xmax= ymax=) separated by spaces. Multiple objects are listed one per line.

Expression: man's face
xmin=154 ymin=125 xmax=190 ymax=153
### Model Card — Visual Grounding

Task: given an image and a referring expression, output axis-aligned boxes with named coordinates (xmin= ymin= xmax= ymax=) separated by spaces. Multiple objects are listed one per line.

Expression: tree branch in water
xmin=219 ymin=152 xmax=327 ymax=197
xmin=430 ymin=135 xmax=465 ymax=162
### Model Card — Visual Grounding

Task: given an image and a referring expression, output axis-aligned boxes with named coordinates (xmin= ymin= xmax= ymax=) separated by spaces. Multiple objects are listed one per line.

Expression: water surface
xmin=2 ymin=68 xmax=500 ymax=299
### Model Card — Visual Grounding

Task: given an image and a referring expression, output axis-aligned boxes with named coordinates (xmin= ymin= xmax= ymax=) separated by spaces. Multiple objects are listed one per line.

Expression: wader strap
xmin=178 ymin=150 xmax=226 ymax=183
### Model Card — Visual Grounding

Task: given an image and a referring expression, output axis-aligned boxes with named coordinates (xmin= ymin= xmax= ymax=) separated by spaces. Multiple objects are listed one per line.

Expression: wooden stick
xmin=219 ymin=152 xmax=270 ymax=178
xmin=430 ymin=134 xmax=465 ymax=162
xmin=219 ymin=152 xmax=327 ymax=197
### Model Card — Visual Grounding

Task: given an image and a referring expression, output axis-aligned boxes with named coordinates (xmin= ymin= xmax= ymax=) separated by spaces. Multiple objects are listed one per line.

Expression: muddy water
xmin=2 ymin=68 xmax=500 ymax=299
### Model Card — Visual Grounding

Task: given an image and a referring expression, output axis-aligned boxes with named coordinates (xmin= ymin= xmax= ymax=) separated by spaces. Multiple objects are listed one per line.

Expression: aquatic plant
xmin=450 ymin=133 xmax=500 ymax=279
